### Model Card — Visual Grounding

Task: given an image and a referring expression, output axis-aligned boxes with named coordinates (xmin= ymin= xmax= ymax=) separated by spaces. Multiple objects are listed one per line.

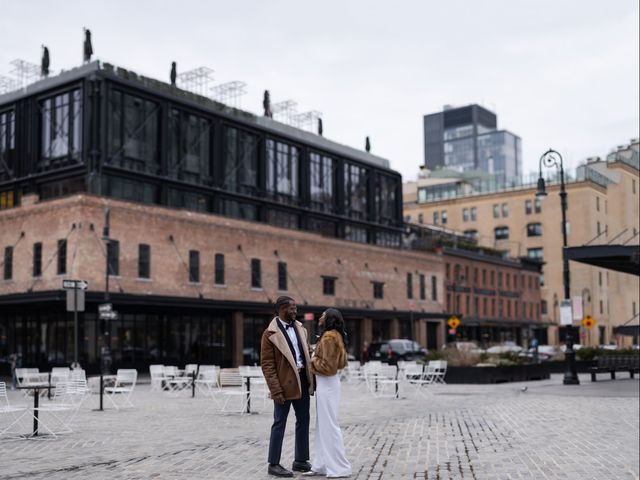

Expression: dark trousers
xmin=268 ymin=371 xmax=310 ymax=465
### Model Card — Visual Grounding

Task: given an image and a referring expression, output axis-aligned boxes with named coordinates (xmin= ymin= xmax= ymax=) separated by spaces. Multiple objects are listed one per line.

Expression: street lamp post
xmin=536 ymin=149 xmax=579 ymax=385
xmin=101 ymin=208 xmax=112 ymax=375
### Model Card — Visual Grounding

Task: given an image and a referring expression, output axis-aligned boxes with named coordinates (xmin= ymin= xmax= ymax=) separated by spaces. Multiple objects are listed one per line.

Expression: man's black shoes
xmin=292 ymin=460 xmax=312 ymax=472
xmin=268 ymin=464 xmax=294 ymax=477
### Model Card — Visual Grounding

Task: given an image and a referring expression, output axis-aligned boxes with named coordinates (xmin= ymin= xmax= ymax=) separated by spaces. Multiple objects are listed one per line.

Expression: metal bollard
xmin=99 ymin=374 xmax=104 ymax=411
xmin=192 ymin=371 xmax=196 ymax=398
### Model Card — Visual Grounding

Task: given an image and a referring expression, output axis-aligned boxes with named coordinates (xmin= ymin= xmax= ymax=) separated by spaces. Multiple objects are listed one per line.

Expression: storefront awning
xmin=565 ymin=244 xmax=640 ymax=276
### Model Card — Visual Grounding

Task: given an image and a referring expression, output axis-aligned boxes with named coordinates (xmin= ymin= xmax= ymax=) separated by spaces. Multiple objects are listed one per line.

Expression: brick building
xmin=0 ymin=60 xmax=448 ymax=373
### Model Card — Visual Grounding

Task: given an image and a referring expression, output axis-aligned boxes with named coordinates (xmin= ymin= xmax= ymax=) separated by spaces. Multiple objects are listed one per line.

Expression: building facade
xmin=405 ymin=141 xmax=640 ymax=346
xmin=0 ymin=60 xmax=448 ymax=373
xmin=423 ymin=104 xmax=522 ymax=185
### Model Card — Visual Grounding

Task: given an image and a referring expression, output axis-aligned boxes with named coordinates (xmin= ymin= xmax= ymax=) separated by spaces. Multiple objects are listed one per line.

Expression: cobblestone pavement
xmin=1 ymin=373 xmax=638 ymax=480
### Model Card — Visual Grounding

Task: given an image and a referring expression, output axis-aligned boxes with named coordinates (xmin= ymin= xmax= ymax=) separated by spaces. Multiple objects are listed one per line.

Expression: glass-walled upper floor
xmin=0 ymin=77 xmax=402 ymax=246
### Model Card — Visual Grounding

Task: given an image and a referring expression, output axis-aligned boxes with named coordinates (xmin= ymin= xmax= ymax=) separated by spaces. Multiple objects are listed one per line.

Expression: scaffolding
xmin=176 ymin=66 xmax=214 ymax=97
xmin=10 ymin=59 xmax=41 ymax=86
xmin=272 ymin=100 xmax=298 ymax=125
xmin=210 ymin=80 xmax=247 ymax=108
xmin=293 ymin=110 xmax=322 ymax=132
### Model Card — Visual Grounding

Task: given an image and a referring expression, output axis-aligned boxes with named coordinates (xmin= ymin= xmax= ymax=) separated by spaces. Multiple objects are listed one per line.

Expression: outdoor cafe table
xmin=16 ymin=381 xmax=50 ymax=436
xmin=239 ymin=371 xmax=264 ymax=414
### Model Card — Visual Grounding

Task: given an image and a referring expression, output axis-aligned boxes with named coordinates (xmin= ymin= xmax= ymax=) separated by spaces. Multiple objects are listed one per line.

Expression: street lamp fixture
xmin=537 ymin=149 xmax=579 ymax=385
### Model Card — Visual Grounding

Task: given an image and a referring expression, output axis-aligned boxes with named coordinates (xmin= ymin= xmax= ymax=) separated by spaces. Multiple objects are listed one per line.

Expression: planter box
xmin=444 ymin=364 xmax=550 ymax=384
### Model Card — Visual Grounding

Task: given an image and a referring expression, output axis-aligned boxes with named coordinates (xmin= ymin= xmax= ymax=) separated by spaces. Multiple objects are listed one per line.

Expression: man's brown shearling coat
xmin=261 ymin=317 xmax=315 ymax=400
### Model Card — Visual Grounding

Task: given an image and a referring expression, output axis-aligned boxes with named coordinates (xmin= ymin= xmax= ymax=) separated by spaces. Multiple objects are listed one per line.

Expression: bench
xmin=590 ymin=355 xmax=640 ymax=382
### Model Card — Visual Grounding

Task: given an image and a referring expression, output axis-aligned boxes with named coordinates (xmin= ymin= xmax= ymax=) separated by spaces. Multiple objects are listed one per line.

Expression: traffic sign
xmin=560 ymin=300 xmax=572 ymax=326
xmin=62 ymin=279 xmax=89 ymax=290
xmin=100 ymin=311 xmax=118 ymax=321
xmin=98 ymin=303 xmax=113 ymax=314
xmin=447 ymin=315 xmax=460 ymax=329
xmin=66 ymin=288 xmax=85 ymax=312
xmin=582 ymin=315 xmax=596 ymax=329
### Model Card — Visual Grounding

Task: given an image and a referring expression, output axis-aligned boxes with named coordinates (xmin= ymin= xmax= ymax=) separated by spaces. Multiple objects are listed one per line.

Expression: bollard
xmin=99 ymin=374 xmax=104 ymax=411
xmin=192 ymin=371 xmax=196 ymax=398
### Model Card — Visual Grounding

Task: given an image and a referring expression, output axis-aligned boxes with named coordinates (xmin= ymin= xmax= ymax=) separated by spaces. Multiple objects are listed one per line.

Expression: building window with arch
xmin=527 ymin=222 xmax=543 ymax=237
xmin=470 ymin=207 xmax=477 ymax=221
xmin=462 ymin=208 xmax=469 ymax=222
xmin=525 ymin=199 xmax=532 ymax=215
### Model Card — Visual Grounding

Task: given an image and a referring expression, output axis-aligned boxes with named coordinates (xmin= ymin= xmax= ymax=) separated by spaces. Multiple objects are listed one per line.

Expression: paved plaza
xmin=1 ymin=373 xmax=638 ymax=480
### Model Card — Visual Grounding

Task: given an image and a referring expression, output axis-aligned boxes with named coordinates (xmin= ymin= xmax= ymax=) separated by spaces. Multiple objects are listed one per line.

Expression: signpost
xmin=63 ymin=279 xmax=88 ymax=367
xmin=572 ymin=296 xmax=583 ymax=321
xmin=560 ymin=300 xmax=572 ymax=326
xmin=447 ymin=315 xmax=460 ymax=329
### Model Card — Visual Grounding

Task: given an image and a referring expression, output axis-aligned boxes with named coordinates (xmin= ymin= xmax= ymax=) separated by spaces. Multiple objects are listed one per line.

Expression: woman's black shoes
xmin=268 ymin=464 xmax=294 ymax=477
xmin=292 ymin=460 xmax=312 ymax=472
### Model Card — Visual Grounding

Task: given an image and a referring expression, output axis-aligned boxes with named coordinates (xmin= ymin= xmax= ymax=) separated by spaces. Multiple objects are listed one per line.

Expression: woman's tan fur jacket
xmin=311 ymin=329 xmax=348 ymax=377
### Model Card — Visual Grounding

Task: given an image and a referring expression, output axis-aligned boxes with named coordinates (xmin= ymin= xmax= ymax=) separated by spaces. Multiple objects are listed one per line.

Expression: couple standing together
xmin=261 ymin=295 xmax=352 ymax=478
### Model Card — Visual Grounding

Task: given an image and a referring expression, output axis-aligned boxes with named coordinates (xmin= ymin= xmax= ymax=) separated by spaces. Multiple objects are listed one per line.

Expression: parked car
xmin=519 ymin=344 xmax=562 ymax=361
xmin=442 ymin=341 xmax=485 ymax=354
xmin=486 ymin=343 xmax=523 ymax=354
xmin=368 ymin=339 xmax=428 ymax=364
xmin=559 ymin=344 xmax=585 ymax=353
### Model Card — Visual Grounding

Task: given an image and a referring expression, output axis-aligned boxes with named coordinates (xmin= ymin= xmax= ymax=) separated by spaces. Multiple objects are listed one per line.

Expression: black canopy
xmin=565 ymin=244 xmax=640 ymax=276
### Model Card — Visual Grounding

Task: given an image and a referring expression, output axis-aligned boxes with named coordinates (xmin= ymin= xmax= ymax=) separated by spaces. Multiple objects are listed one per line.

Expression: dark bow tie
xmin=284 ymin=323 xmax=293 ymax=330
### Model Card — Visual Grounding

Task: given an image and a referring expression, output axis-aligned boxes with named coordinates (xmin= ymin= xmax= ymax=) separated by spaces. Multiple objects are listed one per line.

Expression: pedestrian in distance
xmin=261 ymin=296 xmax=315 ymax=477
xmin=305 ymin=308 xmax=352 ymax=478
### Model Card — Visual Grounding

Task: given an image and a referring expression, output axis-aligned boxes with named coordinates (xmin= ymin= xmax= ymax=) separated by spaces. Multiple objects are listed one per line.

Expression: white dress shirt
xmin=278 ymin=317 xmax=304 ymax=369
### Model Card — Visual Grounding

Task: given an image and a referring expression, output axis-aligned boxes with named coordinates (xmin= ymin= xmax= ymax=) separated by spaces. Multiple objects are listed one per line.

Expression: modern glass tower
xmin=423 ymin=104 xmax=522 ymax=185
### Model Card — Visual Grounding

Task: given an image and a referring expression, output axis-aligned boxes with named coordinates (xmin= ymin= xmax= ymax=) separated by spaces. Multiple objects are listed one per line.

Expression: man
xmin=261 ymin=296 xmax=314 ymax=477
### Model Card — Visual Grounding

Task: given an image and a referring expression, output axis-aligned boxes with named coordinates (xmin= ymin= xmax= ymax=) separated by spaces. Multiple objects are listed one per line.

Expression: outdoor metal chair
xmin=0 ymin=382 xmax=29 ymax=439
xmin=424 ymin=360 xmax=447 ymax=384
xmin=104 ymin=369 xmax=138 ymax=409
xmin=218 ymin=369 xmax=248 ymax=414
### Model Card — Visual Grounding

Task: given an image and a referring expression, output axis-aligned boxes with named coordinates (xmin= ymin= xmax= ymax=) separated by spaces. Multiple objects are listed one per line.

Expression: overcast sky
xmin=1 ymin=0 xmax=638 ymax=180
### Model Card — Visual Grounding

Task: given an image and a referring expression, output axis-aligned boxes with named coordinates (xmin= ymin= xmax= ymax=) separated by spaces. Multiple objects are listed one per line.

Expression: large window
xmin=251 ymin=258 xmax=261 ymax=288
xmin=278 ymin=262 xmax=287 ymax=291
xmin=527 ymin=248 xmax=544 ymax=260
xmin=101 ymin=176 xmax=158 ymax=205
xmin=222 ymin=126 xmax=258 ymax=194
xmin=343 ymin=162 xmax=368 ymax=219
xmin=344 ymin=224 xmax=367 ymax=243
xmin=169 ymin=109 xmax=211 ymax=182
xmin=107 ymin=240 xmax=120 ymax=276
xmin=494 ymin=226 xmax=509 ymax=240
xmin=41 ymin=90 xmax=82 ymax=164
xmin=323 ymin=276 xmax=336 ymax=296
xmin=266 ymin=139 xmax=299 ymax=199
xmin=375 ymin=174 xmax=398 ymax=225
xmin=3 ymin=246 xmax=12 ymax=280
xmin=309 ymin=152 xmax=334 ymax=211
xmin=138 ymin=244 xmax=150 ymax=279
xmin=189 ymin=250 xmax=200 ymax=283
xmin=33 ymin=242 xmax=42 ymax=277
xmin=527 ymin=223 xmax=543 ymax=237
xmin=214 ymin=254 xmax=225 ymax=285
xmin=109 ymin=91 xmax=158 ymax=172
xmin=0 ymin=110 xmax=15 ymax=180
xmin=57 ymin=239 xmax=67 ymax=275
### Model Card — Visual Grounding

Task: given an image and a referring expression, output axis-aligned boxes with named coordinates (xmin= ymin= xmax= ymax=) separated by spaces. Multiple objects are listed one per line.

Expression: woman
xmin=307 ymin=308 xmax=352 ymax=478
